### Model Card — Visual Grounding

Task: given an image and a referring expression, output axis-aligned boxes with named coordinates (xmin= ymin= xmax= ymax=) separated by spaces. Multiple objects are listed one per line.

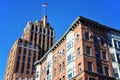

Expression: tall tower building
xmin=4 ymin=15 xmax=55 ymax=80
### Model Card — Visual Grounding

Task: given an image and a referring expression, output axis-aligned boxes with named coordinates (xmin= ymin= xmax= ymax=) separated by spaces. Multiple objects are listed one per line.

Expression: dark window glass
xmin=88 ymin=62 xmax=92 ymax=72
xmin=97 ymin=65 xmax=102 ymax=74
xmin=118 ymin=41 xmax=120 ymax=49
xmin=40 ymin=28 xmax=42 ymax=33
xmin=31 ymin=25 xmax=34 ymax=30
xmin=100 ymin=38 xmax=104 ymax=45
xmin=78 ymin=63 xmax=82 ymax=72
xmin=21 ymin=62 xmax=25 ymax=73
xmin=77 ymin=48 xmax=80 ymax=56
xmin=111 ymin=54 xmax=116 ymax=62
xmin=30 ymin=32 xmax=33 ymax=41
xmin=116 ymin=54 xmax=120 ymax=63
xmin=94 ymin=35 xmax=99 ymax=45
xmin=86 ymin=46 xmax=90 ymax=56
xmin=85 ymin=32 xmax=89 ymax=40
xmin=15 ymin=60 xmax=20 ymax=72
xmin=95 ymin=49 xmax=100 ymax=58
xmin=24 ymin=41 xmax=27 ymax=47
xmin=108 ymin=39 xmax=112 ymax=47
xmin=51 ymin=30 xmax=53 ymax=36
xmin=18 ymin=47 xmax=22 ymax=53
xmin=23 ymin=56 xmax=26 ymax=61
xmin=114 ymin=40 xmax=117 ymax=48
xmin=102 ymin=51 xmax=106 ymax=60
xmin=104 ymin=67 xmax=109 ymax=76
xmin=114 ymin=69 xmax=119 ymax=77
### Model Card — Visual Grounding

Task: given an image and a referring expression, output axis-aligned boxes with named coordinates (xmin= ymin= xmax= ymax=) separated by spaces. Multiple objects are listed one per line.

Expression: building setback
xmin=4 ymin=15 xmax=55 ymax=80
xmin=35 ymin=16 xmax=116 ymax=80
xmin=107 ymin=31 xmax=120 ymax=80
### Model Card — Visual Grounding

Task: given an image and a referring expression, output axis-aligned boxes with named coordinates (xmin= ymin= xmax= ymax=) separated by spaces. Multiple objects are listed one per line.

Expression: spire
xmin=42 ymin=3 xmax=48 ymax=27
xmin=43 ymin=15 xmax=47 ymax=27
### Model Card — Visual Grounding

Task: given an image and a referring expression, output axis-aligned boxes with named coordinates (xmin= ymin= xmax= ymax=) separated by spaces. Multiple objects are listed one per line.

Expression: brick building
xmin=4 ymin=15 xmax=55 ymax=80
xmin=35 ymin=16 xmax=116 ymax=80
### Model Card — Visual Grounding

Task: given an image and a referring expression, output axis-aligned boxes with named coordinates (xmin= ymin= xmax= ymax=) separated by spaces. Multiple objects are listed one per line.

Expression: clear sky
xmin=0 ymin=0 xmax=120 ymax=79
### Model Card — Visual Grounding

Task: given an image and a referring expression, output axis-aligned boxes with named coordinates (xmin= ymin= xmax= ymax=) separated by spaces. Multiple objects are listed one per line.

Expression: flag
xmin=42 ymin=3 xmax=48 ymax=7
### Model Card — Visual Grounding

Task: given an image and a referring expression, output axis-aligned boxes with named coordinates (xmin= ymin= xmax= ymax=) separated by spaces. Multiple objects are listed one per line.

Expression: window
xmin=47 ymin=61 xmax=51 ymax=69
xmin=88 ymin=62 xmax=92 ymax=72
xmin=68 ymin=72 xmax=72 ymax=79
xmin=16 ymin=78 xmax=19 ymax=80
xmin=95 ymin=49 xmax=100 ymax=58
xmin=77 ymin=48 xmax=80 ymax=56
xmin=118 ymin=41 xmax=120 ymax=49
xmin=111 ymin=54 xmax=116 ymax=62
xmin=94 ymin=35 xmax=99 ymax=45
xmin=97 ymin=65 xmax=102 ymax=74
xmin=100 ymin=37 xmax=105 ymax=45
xmin=117 ymin=54 xmax=120 ymax=63
xmin=104 ymin=67 xmax=109 ymax=76
xmin=21 ymin=78 xmax=25 ymax=80
xmin=102 ymin=51 xmax=106 ymax=60
xmin=54 ymin=69 xmax=56 ymax=76
xmin=85 ymin=31 xmax=89 ymax=40
xmin=67 ymin=40 xmax=74 ymax=50
xmin=36 ymin=71 xmax=39 ymax=78
xmin=76 ymin=34 xmax=80 ymax=41
xmin=59 ymin=64 xmax=62 ymax=72
xmin=108 ymin=39 xmax=112 ymax=47
xmin=78 ymin=63 xmax=82 ymax=73
xmin=114 ymin=69 xmax=119 ymax=77
xmin=67 ymin=54 xmax=72 ymax=64
xmin=27 ymin=78 xmax=30 ymax=80
xmin=62 ymin=76 xmax=65 ymax=80
xmin=114 ymin=40 xmax=117 ymax=48
xmin=62 ymin=62 xmax=65 ymax=70
xmin=86 ymin=46 xmax=91 ymax=56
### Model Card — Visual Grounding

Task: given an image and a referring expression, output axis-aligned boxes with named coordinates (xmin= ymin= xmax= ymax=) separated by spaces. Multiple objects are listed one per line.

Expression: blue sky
xmin=0 ymin=0 xmax=120 ymax=79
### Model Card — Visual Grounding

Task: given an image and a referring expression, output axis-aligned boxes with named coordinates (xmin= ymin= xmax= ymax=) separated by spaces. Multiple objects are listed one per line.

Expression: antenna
xmin=42 ymin=3 xmax=48 ymax=16
xmin=42 ymin=3 xmax=48 ymax=27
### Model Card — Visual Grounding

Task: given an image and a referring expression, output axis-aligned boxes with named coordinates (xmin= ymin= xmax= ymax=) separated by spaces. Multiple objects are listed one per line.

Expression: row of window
xmin=16 ymin=78 xmax=34 ymax=80
xmin=77 ymin=47 xmax=107 ymax=60
xmin=108 ymin=39 xmax=120 ymax=49
xmin=111 ymin=54 xmax=120 ymax=63
xmin=30 ymin=26 xmax=54 ymax=36
xmin=78 ymin=62 xmax=109 ymax=76
xmin=84 ymin=31 xmax=105 ymax=46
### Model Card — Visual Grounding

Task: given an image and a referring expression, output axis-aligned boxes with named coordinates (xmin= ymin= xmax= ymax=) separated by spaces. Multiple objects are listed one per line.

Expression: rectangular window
xmin=59 ymin=64 xmax=62 ymax=72
xmin=67 ymin=54 xmax=72 ymax=64
xmin=117 ymin=54 xmax=120 ymax=63
xmin=102 ymin=51 xmax=106 ymax=60
xmin=100 ymin=38 xmax=104 ymax=45
xmin=118 ymin=41 xmax=120 ymax=49
xmin=114 ymin=69 xmax=119 ymax=77
xmin=67 ymin=40 xmax=73 ymax=50
xmin=77 ymin=48 xmax=80 ymax=56
xmin=78 ymin=63 xmax=82 ymax=73
xmin=95 ymin=49 xmax=100 ymax=58
xmin=88 ymin=62 xmax=92 ymax=72
xmin=54 ymin=69 xmax=56 ymax=76
xmin=85 ymin=32 xmax=89 ymax=40
xmin=114 ymin=40 xmax=117 ymax=48
xmin=36 ymin=71 xmax=39 ymax=78
xmin=111 ymin=54 xmax=116 ymax=62
xmin=68 ymin=73 xmax=72 ymax=79
xmin=62 ymin=62 xmax=65 ymax=70
xmin=108 ymin=39 xmax=112 ymax=47
xmin=97 ymin=65 xmax=102 ymax=74
xmin=94 ymin=35 xmax=99 ymax=45
xmin=104 ymin=67 xmax=109 ymax=76
xmin=86 ymin=46 xmax=91 ymax=56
